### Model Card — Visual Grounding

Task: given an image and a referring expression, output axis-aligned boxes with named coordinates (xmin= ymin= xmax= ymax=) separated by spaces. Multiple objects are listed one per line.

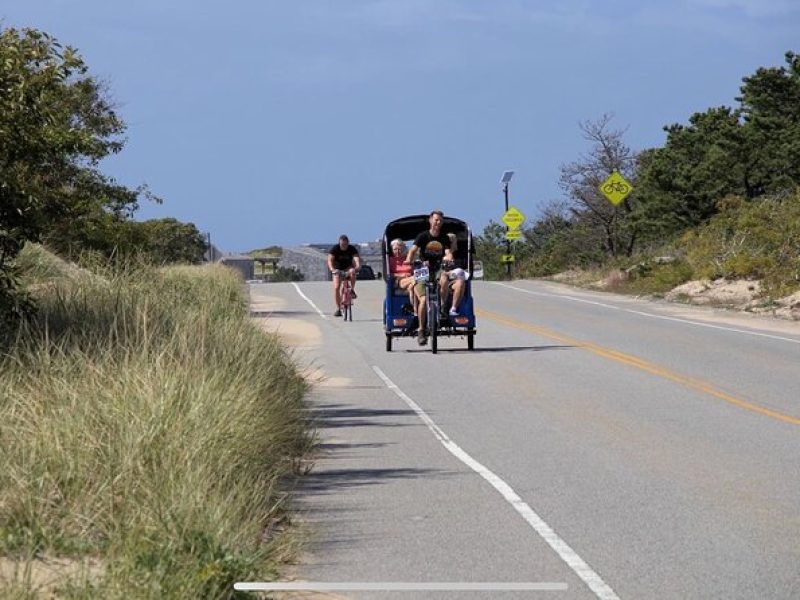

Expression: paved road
xmin=249 ymin=280 xmax=800 ymax=600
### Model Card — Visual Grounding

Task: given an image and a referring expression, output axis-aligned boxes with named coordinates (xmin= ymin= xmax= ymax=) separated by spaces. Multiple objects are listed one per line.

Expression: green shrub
xmin=682 ymin=192 xmax=800 ymax=295
xmin=625 ymin=259 xmax=695 ymax=295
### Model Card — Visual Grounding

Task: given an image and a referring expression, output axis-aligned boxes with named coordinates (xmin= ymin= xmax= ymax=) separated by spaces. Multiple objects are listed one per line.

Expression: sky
xmin=2 ymin=1 xmax=799 ymax=252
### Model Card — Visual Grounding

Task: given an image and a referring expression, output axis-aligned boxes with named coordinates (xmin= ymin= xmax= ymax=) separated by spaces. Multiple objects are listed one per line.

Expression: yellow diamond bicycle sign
xmin=599 ymin=171 xmax=633 ymax=205
xmin=502 ymin=206 xmax=526 ymax=230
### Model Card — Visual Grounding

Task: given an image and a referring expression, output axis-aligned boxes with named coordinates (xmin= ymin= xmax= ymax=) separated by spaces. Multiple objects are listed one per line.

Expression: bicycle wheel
xmin=428 ymin=291 xmax=439 ymax=354
xmin=348 ymin=283 xmax=354 ymax=321
xmin=339 ymin=283 xmax=349 ymax=320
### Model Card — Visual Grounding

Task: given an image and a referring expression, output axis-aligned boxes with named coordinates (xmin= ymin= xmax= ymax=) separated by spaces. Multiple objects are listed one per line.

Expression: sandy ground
xmin=250 ymin=292 xmax=324 ymax=348
xmin=0 ymin=556 xmax=103 ymax=597
xmin=665 ymin=279 xmax=800 ymax=320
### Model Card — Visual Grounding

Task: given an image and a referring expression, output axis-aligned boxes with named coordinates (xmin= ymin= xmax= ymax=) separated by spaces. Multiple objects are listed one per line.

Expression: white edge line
xmin=234 ymin=582 xmax=568 ymax=591
xmin=493 ymin=281 xmax=621 ymax=310
xmin=496 ymin=282 xmax=800 ymax=345
xmin=372 ymin=365 xmax=619 ymax=600
xmin=622 ymin=308 xmax=800 ymax=344
xmin=292 ymin=282 xmax=327 ymax=319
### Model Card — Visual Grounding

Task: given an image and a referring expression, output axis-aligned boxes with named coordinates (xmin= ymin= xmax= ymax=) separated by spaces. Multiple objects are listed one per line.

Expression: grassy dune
xmin=1 ymin=246 xmax=313 ymax=598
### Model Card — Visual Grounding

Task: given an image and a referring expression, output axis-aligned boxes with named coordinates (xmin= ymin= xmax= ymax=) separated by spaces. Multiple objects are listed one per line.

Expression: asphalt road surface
xmin=248 ymin=279 xmax=800 ymax=600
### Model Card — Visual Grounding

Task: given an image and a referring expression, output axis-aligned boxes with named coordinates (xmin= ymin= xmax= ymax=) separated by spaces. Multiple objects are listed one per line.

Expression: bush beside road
xmin=1 ymin=246 xmax=313 ymax=598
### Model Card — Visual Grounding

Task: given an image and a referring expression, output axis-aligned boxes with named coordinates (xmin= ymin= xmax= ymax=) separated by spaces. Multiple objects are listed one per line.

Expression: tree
xmin=475 ymin=220 xmax=508 ymax=280
xmin=737 ymin=51 xmax=800 ymax=194
xmin=635 ymin=51 xmax=800 ymax=239
xmin=135 ymin=219 xmax=207 ymax=264
xmin=516 ymin=200 xmax=589 ymax=276
xmin=558 ymin=114 xmax=640 ymax=258
xmin=521 ymin=201 xmax=572 ymax=253
xmin=635 ymin=106 xmax=753 ymax=239
xmin=0 ymin=27 xmax=146 ymax=325
xmin=271 ymin=266 xmax=304 ymax=282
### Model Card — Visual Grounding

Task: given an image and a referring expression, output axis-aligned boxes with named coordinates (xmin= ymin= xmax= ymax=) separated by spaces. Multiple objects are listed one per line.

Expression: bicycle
xmin=602 ymin=181 xmax=630 ymax=195
xmin=413 ymin=255 xmax=447 ymax=354
xmin=332 ymin=269 xmax=354 ymax=321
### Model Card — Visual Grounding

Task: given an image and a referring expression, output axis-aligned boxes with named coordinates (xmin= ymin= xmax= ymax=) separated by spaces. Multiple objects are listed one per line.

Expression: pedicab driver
xmin=405 ymin=210 xmax=465 ymax=346
xmin=327 ymin=234 xmax=361 ymax=317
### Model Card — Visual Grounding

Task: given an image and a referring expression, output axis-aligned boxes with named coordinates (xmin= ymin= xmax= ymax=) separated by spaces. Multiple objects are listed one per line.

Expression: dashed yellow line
xmin=476 ymin=307 xmax=800 ymax=427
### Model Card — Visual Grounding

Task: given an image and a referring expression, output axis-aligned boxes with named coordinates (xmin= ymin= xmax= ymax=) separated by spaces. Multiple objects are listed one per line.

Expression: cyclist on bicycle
xmin=405 ymin=210 xmax=463 ymax=345
xmin=327 ymin=234 xmax=361 ymax=317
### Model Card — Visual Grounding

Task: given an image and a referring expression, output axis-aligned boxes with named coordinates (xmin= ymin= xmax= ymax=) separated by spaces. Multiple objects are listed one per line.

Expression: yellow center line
xmin=476 ymin=307 xmax=800 ymax=427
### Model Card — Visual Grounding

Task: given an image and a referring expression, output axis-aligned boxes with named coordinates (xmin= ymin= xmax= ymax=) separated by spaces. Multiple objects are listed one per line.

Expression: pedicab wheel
xmin=467 ymin=331 xmax=475 ymax=350
xmin=385 ymin=333 xmax=392 ymax=352
xmin=431 ymin=326 xmax=438 ymax=354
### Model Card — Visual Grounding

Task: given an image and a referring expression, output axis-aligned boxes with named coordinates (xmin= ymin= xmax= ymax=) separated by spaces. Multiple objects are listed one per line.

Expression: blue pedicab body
xmin=382 ymin=214 xmax=477 ymax=353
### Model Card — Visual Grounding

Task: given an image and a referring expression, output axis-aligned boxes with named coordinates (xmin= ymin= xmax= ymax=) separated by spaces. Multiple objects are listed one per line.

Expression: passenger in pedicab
xmin=388 ymin=238 xmax=419 ymax=314
xmin=405 ymin=209 xmax=466 ymax=345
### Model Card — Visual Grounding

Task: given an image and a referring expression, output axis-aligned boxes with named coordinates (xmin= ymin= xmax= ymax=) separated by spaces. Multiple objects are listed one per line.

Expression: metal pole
xmin=503 ymin=183 xmax=511 ymax=278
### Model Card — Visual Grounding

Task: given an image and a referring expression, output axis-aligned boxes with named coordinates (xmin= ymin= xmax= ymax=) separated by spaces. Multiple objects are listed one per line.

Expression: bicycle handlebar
xmin=413 ymin=259 xmax=455 ymax=270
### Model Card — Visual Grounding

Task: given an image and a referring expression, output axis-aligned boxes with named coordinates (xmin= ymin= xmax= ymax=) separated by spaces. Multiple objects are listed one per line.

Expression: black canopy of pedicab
xmin=383 ymin=214 xmax=468 ymax=241
xmin=382 ymin=214 xmax=473 ymax=282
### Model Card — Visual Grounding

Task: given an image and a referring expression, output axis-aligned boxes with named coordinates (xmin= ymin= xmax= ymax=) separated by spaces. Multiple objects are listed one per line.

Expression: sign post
xmin=501 ymin=205 xmax=525 ymax=276
xmin=500 ymin=171 xmax=515 ymax=278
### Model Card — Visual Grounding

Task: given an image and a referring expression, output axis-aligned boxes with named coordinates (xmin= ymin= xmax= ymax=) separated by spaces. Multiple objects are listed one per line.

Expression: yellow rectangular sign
xmin=500 ymin=254 xmax=515 ymax=263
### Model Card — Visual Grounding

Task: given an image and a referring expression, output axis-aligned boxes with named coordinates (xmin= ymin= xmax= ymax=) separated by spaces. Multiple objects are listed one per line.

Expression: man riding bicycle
xmin=327 ymin=234 xmax=361 ymax=317
xmin=405 ymin=210 xmax=465 ymax=345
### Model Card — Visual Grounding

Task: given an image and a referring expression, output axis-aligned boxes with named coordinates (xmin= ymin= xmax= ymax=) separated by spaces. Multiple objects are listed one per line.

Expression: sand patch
xmin=665 ymin=278 xmax=762 ymax=306
xmin=300 ymin=366 xmax=353 ymax=388
xmin=0 ymin=556 xmax=103 ymax=596
xmin=664 ymin=278 xmax=800 ymax=323
xmin=254 ymin=317 xmax=323 ymax=348
xmin=249 ymin=291 xmax=323 ymax=347
xmin=250 ymin=293 xmax=289 ymax=314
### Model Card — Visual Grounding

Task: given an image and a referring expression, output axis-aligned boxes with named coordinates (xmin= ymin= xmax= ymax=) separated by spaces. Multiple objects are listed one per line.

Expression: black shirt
xmin=328 ymin=244 xmax=360 ymax=270
xmin=413 ymin=231 xmax=452 ymax=260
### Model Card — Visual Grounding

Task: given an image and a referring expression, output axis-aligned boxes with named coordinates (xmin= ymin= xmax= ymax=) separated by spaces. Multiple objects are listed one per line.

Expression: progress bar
xmin=234 ymin=582 xmax=568 ymax=592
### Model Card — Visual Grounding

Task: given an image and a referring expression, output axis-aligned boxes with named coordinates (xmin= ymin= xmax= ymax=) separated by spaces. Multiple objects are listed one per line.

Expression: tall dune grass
xmin=1 ymin=250 xmax=313 ymax=598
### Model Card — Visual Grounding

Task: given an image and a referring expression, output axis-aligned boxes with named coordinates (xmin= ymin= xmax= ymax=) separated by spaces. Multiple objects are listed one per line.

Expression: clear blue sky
xmin=3 ymin=1 xmax=798 ymax=252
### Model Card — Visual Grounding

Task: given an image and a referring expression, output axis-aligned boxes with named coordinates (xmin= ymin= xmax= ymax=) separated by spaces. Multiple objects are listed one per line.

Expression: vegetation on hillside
xmin=1 ymin=247 xmax=312 ymax=597
xmin=682 ymin=193 xmax=800 ymax=296
xmin=248 ymin=246 xmax=283 ymax=257
xmin=477 ymin=51 xmax=800 ymax=301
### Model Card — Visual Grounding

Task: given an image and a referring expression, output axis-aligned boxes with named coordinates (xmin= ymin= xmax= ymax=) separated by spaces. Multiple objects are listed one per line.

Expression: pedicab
xmin=382 ymin=214 xmax=477 ymax=353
